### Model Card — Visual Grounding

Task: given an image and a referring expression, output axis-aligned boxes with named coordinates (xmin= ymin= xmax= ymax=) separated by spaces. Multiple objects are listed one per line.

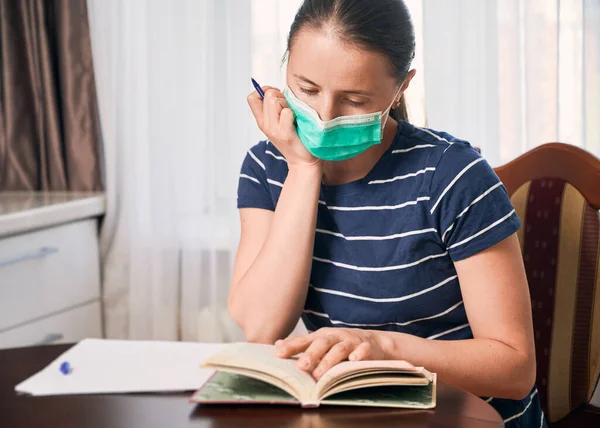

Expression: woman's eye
xmin=347 ymin=100 xmax=365 ymax=107
xmin=299 ymin=87 xmax=318 ymax=96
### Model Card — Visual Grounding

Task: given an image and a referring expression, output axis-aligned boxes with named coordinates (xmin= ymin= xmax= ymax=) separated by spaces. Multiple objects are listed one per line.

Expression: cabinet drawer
xmin=0 ymin=220 xmax=101 ymax=330
xmin=0 ymin=301 xmax=102 ymax=349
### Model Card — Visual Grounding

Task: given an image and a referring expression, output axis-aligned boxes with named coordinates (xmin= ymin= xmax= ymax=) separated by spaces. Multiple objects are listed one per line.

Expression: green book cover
xmin=192 ymin=371 xmax=435 ymax=408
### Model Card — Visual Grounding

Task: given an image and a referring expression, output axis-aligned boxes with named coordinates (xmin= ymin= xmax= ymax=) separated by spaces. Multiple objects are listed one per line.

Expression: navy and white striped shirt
xmin=237 ymin=120 xmax=546 ymax=427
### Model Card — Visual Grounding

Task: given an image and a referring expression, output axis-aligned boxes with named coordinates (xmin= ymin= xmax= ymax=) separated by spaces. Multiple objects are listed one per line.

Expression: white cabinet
xmin=0 ymin=193 xmax=105 ymax=349
xmin=0 ymin=301 xmax=102 ymax=348
xmin=0 ymin=220 xmax=101 ymax=330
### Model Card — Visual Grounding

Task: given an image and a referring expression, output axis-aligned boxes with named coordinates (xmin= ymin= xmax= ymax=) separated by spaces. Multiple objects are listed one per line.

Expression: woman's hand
xmin=247 ymin=86 xmax=321 ymax=169
xmin=274 ymin=328 xmax=390 ymax=380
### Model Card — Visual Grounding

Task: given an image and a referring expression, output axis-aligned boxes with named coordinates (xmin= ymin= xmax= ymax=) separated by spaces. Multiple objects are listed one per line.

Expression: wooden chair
xmin=494 ymin=143 xmax=600 ymax=426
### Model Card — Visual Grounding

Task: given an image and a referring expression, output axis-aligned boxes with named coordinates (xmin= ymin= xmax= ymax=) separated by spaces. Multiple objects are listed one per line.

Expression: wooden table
xmin=0 ymin=344 xmax=503 ymax=427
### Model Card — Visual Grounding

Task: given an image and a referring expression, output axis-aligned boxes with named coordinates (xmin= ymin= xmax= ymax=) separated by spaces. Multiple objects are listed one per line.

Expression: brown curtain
xmin=0 ymin=0 xmax=103 ymax=191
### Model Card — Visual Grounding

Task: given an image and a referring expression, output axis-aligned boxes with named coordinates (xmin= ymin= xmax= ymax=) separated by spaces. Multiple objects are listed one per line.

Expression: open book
xmin=191 ymin=343 xmax=436 ymax=409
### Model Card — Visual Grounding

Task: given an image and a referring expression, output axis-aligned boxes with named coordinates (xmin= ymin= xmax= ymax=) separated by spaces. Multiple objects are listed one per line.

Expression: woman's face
xmin=286 ymin=29 xmax=409 ymax=122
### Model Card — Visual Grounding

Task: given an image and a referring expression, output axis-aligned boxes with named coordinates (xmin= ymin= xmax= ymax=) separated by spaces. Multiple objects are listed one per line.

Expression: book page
xmin=201 ymin=343 xmax=317 ymax=402
xmin=320 ymin=370 xmax=429 ymax=397
xmin=316 ymin=359 xmax=430 ymax=397
xmin=320 ymin=375 xmax=430 ymax=400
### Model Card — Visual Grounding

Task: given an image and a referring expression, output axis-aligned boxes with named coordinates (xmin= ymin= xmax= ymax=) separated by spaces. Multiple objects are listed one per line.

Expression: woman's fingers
xmin=312 ymin=340 xmax=354 ymax=380
xmin=275 ymin=329 xmax=377 ymax=380
xmin=247 ymin=83 xmax=317 ymax=166
xmin=275 ymin=336 xmax=312 ymax=358
xmin=349 ymin=341 xmax=372 ymax=361
xmin=247 ymin=91 xmax=264 ymax=128
xmin=279 ymin=107 xmax=296 ymax=135
xmin=246 ymin=86 xmax=282 ymax=132
xmin=297 ymin=337 xmax=334 ymax=372
xmin=276 ymin=329 xmax=380 ymax=380
xmin=263 ymin=89 xmax=286 ymax=134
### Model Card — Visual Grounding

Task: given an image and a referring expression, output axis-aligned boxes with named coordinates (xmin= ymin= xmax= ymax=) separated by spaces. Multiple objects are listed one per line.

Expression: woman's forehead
xmin=287 ymin=29 xmax=396 ymax=93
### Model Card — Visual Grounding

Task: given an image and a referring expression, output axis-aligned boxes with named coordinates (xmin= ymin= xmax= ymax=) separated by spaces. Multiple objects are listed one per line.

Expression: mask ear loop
xmin=391 ymin=86 xmax=404 ymax=110
xmin=380 ymin=86 xmax=403 ymax=130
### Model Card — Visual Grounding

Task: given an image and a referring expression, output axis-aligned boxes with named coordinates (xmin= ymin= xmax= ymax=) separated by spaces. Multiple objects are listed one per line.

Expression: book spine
xmin=188 ymin=372 xmax=217 ymax=403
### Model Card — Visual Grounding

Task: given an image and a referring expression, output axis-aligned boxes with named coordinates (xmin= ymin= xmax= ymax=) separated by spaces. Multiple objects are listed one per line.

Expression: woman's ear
xmin=399 ymin=69 xmax=417 ymax=97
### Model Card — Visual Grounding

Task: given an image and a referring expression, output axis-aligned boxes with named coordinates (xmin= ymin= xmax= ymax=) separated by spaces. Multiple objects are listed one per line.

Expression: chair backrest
xmin=495 ymin=143 xmax=600 ymax=423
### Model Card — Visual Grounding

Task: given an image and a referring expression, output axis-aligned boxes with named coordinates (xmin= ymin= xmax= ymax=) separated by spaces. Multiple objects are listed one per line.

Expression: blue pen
xmin=251 ymin=78 xmax=265 ymax=100
xmin=59 ymin=361 xmax=71 ymax=375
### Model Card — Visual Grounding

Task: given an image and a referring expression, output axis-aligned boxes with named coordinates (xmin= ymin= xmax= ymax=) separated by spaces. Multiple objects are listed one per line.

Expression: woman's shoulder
xmin=398 ymin=120 xmax=464 ymax=146
xmin=238 ymin=140 xmax=287 ymax=211
xmin=396 ymin=121 xmax=484 ymax=172
xmin=399 ymin=123 xmax=518 ymax=261
xmin=240 ymin=140 xmax=289 ymax=188
xmin=245 ymin=139 xmax=288 ymax=168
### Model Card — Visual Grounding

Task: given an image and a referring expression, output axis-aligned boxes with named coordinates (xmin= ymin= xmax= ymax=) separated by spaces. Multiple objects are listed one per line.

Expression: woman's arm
xmin=228 ymin=164 xmax=321 ymax=343
xmin=228 ymin=87 xmax=323 ymax=343
xmin=275 ymin=234 xmax=537 ymax=400
xmin=378 ymin=234 xmax=536 ymax=399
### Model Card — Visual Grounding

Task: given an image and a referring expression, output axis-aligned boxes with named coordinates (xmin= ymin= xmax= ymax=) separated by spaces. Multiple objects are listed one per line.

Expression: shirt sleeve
xmin=237 ymin=141 xmax=275 ymax=211
xmin=428 ymin=142 xmax=521 ymax=261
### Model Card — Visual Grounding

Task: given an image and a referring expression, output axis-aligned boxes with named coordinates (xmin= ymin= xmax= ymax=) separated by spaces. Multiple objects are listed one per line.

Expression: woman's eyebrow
xmin=341 ymin=88 xmax=372 ymax=96
xmin=293 ymin=74 xmax=372 ymax=96
xmin=294 ymin=74 xmax=320 ymax=87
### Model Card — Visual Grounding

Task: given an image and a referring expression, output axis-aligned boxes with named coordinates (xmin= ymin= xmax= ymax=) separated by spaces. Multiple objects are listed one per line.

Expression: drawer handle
xmin=0 ymin=246 xmax=59 ymax=267
xmin=34 ymin=333 xmax=64 ymax=345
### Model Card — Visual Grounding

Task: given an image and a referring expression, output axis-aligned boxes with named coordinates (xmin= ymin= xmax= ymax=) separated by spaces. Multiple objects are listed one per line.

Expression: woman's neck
xmin=321 ymin=118 xmax=399 ymax=186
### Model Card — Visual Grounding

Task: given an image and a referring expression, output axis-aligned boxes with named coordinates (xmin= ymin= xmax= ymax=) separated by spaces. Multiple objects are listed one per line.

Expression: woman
xmin=229 ymin=0 xmax=545 ymax=426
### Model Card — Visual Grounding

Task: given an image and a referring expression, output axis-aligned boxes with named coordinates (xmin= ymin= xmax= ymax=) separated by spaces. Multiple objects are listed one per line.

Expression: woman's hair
xmin=285 ymin=0 xmax=415 ymax=121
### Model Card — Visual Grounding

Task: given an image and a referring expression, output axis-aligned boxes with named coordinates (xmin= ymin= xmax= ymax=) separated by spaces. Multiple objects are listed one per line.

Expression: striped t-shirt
xmin=237 ymin=120 xmax=546 ymax=427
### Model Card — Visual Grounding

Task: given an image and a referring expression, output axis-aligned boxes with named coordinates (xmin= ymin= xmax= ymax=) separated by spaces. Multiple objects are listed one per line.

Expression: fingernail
xmin=276 ymin=348 xmax=285 ymax=357
xmin=274 ymin=340 xmax=282 ymax=346
xmin=300 ymin=359 xmax=309 ymax=369
xmin=349 ymin=354 xmax=357 ymax=361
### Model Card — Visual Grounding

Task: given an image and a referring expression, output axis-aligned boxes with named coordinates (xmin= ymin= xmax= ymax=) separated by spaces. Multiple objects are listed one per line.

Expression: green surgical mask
xmin=283 ymin=86 xmax=401 ymax=161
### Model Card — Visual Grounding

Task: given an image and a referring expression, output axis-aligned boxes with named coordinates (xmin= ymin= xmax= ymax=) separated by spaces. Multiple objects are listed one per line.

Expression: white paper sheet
xmin=15 ymin=338 xmax=223 ymax=396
